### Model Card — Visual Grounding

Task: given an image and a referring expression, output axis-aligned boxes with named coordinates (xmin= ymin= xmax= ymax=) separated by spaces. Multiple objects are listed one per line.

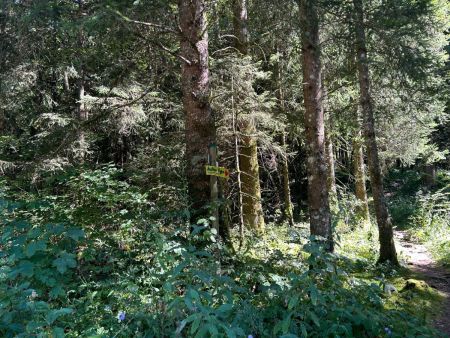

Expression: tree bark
xmin=281 ymin=131 xmax=294 ymax=226
xmin=76 ymin=76 xmax=88 ymax=161
xmin=233 ymin=0 xmax=265 ymax=232
xmin=0 ymin=1 xmax=7 ymax=135
xmin=325 ymin=127 xmax=337 ymax=199
xmin=232 ymin=0 xmax=249 ymax=54
xmin=353 ymin=128 xmax=370 ymax=224
xmin=179 ymin=0 xmax=216 ymax=217
xmin=353 ymin=0 xmax=398 ymax=264
xmin=299 ymin=0 xmax=333 ymax=251
xmin=423 ymin=163 xmax=436 ymax=189
xmin=75 ymin=1 xmax=88 ymax=162
xmin=276 ymin=46 xmax=295 ymax=227
xmin=208 ymin=143 xmax=219 ymax=231
xmin=239 ymin=119 xmax=265 ymax=232
xmin=232 ymin=76 xmax=245 ymax=244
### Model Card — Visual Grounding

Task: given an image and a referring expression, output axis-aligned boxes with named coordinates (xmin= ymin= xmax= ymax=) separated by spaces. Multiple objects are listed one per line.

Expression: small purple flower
xmin=248 ymin=335 xmax=254 ymax=338
xmin=384 ymin=327 xmax=392 ymax=336
xmin=117 ymin=311 xmax=126 ymax=322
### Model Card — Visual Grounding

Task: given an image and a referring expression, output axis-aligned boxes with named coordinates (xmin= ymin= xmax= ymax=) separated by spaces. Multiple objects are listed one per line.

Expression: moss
xmin=239 ymin=119 xmax=265 ymax=233
xmin=229 ymin=223 xmax=445 ymax=333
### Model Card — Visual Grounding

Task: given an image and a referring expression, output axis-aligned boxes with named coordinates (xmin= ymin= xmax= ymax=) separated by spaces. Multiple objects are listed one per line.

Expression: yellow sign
xmin=205 ymin=165 xmax=230 ymax=179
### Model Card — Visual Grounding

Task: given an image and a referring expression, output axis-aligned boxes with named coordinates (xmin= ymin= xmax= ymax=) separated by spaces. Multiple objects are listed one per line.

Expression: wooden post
xmin=208 ymin=143 xmax=220 ymax=232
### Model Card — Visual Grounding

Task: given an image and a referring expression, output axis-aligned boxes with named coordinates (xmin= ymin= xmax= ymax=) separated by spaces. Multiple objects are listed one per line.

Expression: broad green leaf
xmin=190 ymin=317 xmax=201 ymax=335
xmin=308 ymin=311 xmax=320 ymax=327
xmin=282 ymin=314 xmax=292 ymax=334
xmin=10 ymin=260 xmax=34 ymax=278
xmin=25 ymin=240 xmax=47 ymax=257
xmin=66 ymin=228 xmax=85 ymax=241
xmin=52 ymin=327 xmax=65 ymax=338
xmin=216 ymin=303 xmax=233 ymax=314
xmin=46 ymin=308 xmax=73 ymax=325
xmin=26 ymin=320 xmax=43 ymax=332
xmin=288 ymin=295 xmax=299 ymax=310
xmin=53 ymin=252 xmax=77 ymax=274
xmin=49 ymin=285 xmax=65 ymax=298
xmin=309 ymin=287 xmax=318 ymax=306
xmin=220 ymin=324 xmax=237 ymax=338
xmin=206 ymin=323 xmax=219 ymax=337
xmin=2 ymin=226 xmax=13 ymax=241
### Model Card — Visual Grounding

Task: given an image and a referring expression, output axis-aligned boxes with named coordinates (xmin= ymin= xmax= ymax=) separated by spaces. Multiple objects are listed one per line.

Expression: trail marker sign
xmin=205 ymin=165 xmax=230 ymax=179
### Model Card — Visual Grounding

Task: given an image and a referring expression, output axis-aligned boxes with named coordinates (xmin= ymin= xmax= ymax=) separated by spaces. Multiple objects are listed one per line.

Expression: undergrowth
xmin=0 ymin=166 xmax=446 ymax=337
xmin=387 ymin=168 xmax=450 ymax=267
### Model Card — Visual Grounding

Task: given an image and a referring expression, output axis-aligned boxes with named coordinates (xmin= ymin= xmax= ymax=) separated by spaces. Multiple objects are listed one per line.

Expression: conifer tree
xmin=299 ymin=0 xmax=333 ymax=251
xmin=353 ymin=0 xmax=398 ymax=264
xmin=179 ymin=0 xmax=217 ymax=218
xmin=233 ymin=0 xmax=265 ymax=232
xmin=353 ymin=128 xmax=370 ymax=224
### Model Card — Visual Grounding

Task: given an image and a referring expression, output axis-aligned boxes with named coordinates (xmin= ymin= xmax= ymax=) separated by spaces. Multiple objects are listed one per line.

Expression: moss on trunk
xmin=353 ymin=130 xmax=370 ymax=224
xmin=239 ymin=119 xmax=265 ymax=233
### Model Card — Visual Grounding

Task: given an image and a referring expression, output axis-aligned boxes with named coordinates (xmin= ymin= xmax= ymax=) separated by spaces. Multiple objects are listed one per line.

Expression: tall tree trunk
xmin=325 ymin=127 xmax=337 ymax=199
xmin=233 ymin=0 xmax=265 ymax=232
xmin=0 ymin=0 xmax=9 ymax=135
xmin=76 ymin=1 xmax=87 ymax=162
xmin=299 ymin=0 xmax=333 ymax=251
xmin=232 ymin=0 xmax=249 ymax=54
xmin=232 ymin=76 xmax=245 ymax=244
xmin=76 ymin=76 xmax=88 ymax=161
xmin=276 ymin=46 xmax=295 ymax=227
xmin=353 ymin=128 xmax=370 ymax=224
xmin=423 ymin=163 xmax=436 ymax=189
xmin=179 ymin=0 xmax=217 ymax=218
xmin=239 ymin=119 xmax=265 ymax=232
xmin=208 ymin=143 xmax=219 ymax=231
xmin=281 ymin=131 xmax=295 ymax=226
xmin=353 ymin=0 xmax=398 ymax=264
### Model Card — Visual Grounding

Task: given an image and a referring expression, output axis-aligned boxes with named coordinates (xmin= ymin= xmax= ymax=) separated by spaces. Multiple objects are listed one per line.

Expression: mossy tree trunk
xmin=239 ymin=119 xmax=265 ymax=232
xmin=233 ymin=0 xmax=265 ymax=232
xmin=0 ymin=4 xmax=5 ymax=134
xmin=276 ymin=45 xmax=295 ymax=227
xmin=179 ymin=0 xmax=216 ymax=218
xmin=353 ymin=129 xmax=370 ymax=224
xmin=423 ymin=163 xmax=436 ymax=189
xmin=281 ymin=132 xmax=294 ymax=226
xmin=325 ymin=127 xmax=337 ymax=200
xmin=353 ymin=0 xmax=398 ymax=265
xmin=299 ymin=0 xmax=333 ymax=251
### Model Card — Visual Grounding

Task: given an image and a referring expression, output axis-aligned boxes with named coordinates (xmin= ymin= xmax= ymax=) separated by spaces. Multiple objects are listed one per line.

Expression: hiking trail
xmin=395 ymin=230 xmax=450 ymax=337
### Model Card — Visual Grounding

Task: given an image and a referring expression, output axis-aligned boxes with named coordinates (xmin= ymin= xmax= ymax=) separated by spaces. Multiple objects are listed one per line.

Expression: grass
xmin=386 ymin=168 xmax=450 ymax=267
xmin=231 ymin=221 xmax=446 ymax=333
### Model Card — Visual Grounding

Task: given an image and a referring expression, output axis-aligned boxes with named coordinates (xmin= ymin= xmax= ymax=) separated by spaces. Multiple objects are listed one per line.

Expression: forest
xmin=0 ymin=0 xmax=449 ymax=337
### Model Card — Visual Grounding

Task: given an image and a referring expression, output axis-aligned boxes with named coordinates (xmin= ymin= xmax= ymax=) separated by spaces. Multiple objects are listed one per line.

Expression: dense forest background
xmin=0 ymin=0 xmax=449 ymax=337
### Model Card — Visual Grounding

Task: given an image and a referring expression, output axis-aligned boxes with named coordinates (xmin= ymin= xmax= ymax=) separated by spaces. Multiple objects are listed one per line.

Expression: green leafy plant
xmin=0 ymin=200 xmax=83 ymax=337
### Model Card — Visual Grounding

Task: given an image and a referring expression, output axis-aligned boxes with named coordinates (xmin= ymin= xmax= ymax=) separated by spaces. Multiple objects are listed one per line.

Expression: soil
xmin=395 ymin=231 xmax=450 ymax=337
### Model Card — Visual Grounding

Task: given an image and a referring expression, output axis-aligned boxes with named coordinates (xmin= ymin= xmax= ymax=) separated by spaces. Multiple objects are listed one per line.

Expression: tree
xmin=280 ymin=131 xmax=295 ymax=226
xmin=233 ymin=0 xmax=265 ymax=232
xmin=353 ymin=127 xmax=370 ymax=224
xmin=179 ymin=0 xmax=217 ymax=219
xmin=299 ymin=0 xmax=333 ymax=251
xmin=325 ymin=119 xmax=337 ymax=201
xmin=353 ymin=0 xmax=398 ymax=264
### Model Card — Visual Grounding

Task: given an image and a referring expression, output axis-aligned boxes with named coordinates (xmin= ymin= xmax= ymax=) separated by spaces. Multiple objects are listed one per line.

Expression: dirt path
xmin=395 ymin=231 xmax=450 ymax=337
